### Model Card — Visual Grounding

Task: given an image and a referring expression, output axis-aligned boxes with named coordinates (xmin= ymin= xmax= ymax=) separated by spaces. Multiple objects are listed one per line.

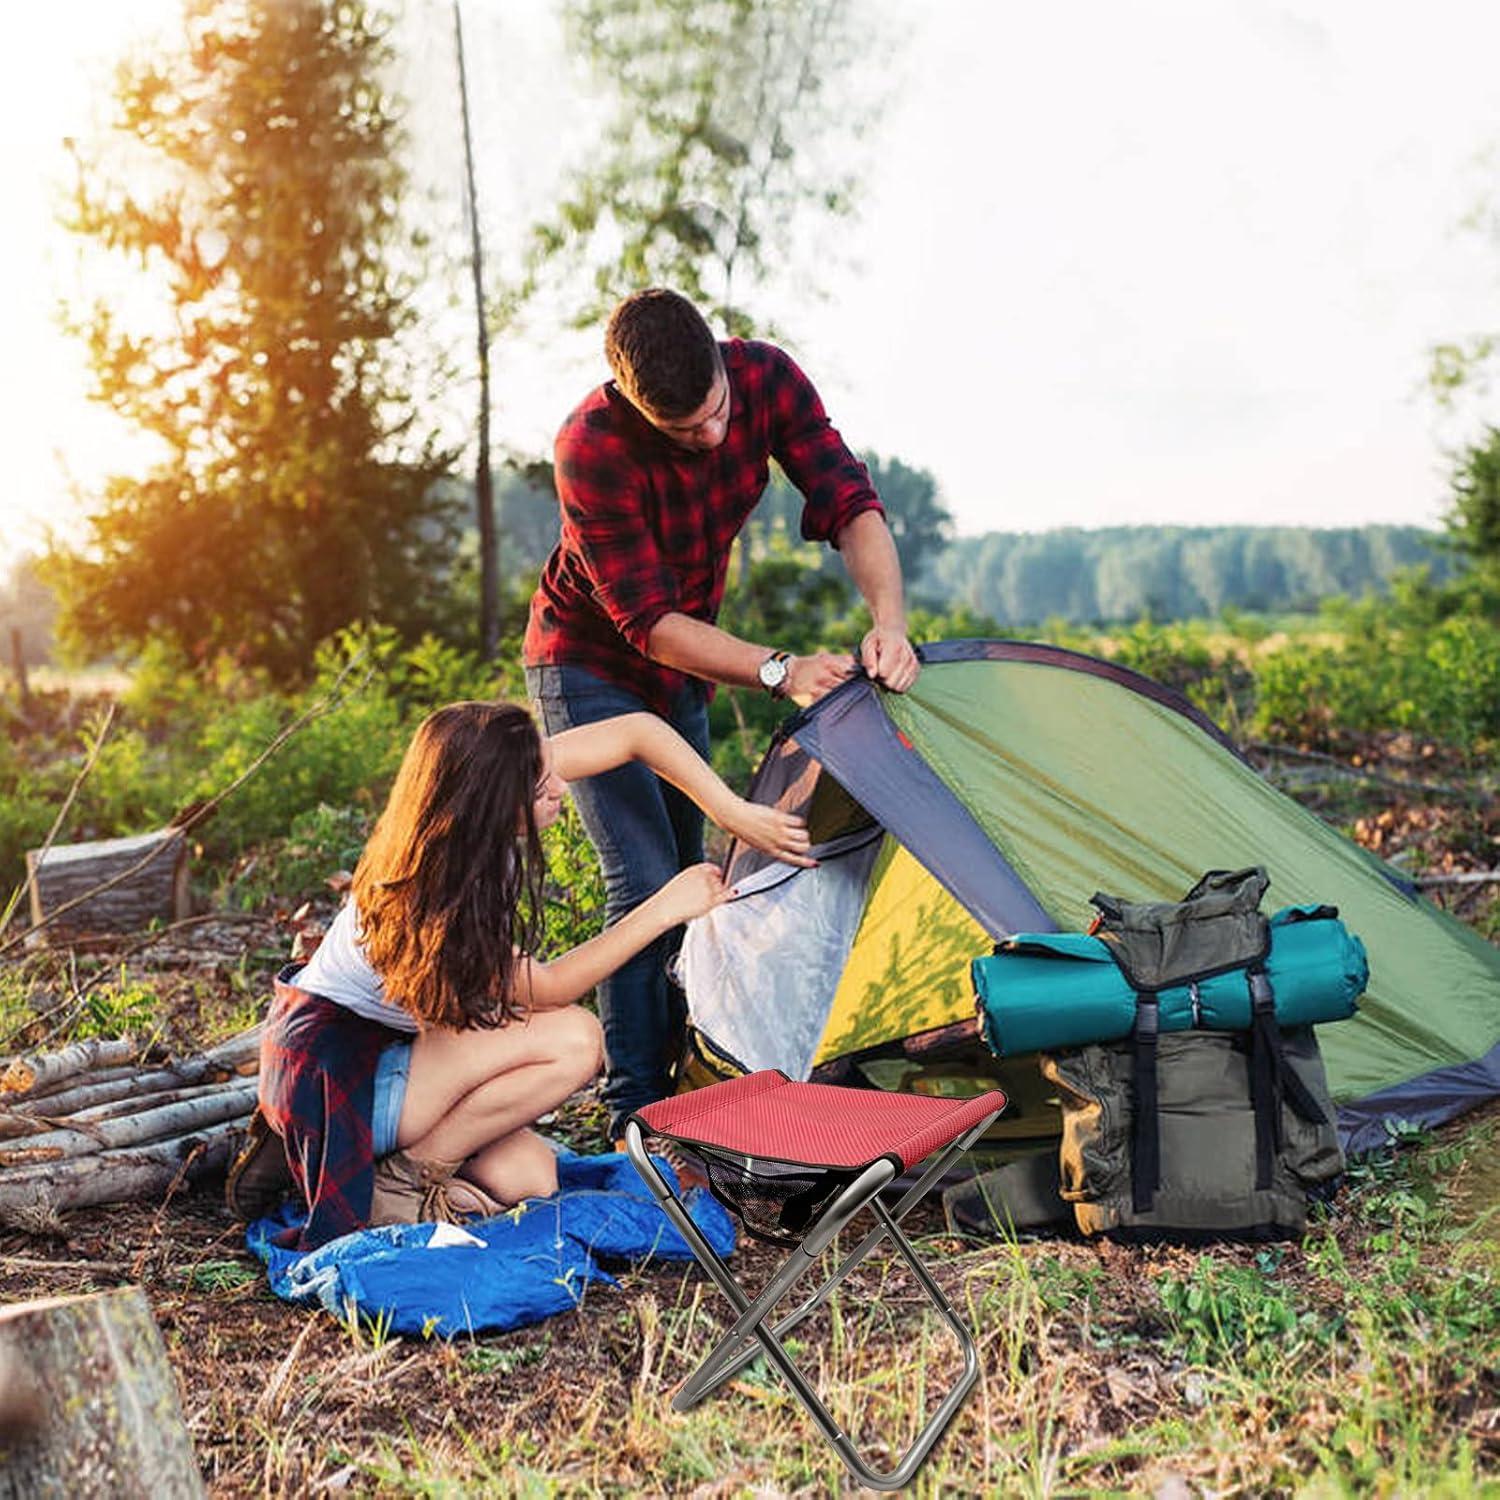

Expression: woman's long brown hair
xmin=352 ymin=701 xmax=546 ymax=1029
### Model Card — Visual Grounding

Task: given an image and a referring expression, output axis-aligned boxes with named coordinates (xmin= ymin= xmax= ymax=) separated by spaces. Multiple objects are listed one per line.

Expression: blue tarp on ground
xmin=246 ymin=1150 xmax=734 ymax=1337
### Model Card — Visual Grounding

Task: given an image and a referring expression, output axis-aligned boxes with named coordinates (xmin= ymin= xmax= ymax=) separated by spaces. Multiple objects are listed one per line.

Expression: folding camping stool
xmin=625 ymin=1070 xmax=1006 ymax=1492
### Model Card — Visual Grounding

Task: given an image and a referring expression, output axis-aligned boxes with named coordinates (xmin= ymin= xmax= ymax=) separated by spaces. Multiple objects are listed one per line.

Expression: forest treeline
xmin=918 ymin=523 xmax=1454 ymax=625
xmin=0 ymin=495 xmax=1457 ymax=670
xmin=483 ymin=460 xmax=1454 ymax=627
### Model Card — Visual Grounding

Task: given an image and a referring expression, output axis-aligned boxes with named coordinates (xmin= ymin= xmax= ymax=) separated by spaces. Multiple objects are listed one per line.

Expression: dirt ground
xmin=2 ymin=1099 xmax=1496 ymax=1496
xmin=2 ymin=739 xmax=1498 ymax=1495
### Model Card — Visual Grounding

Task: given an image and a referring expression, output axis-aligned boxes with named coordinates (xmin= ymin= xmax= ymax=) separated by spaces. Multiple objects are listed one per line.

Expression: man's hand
xmin=859 ymin=626 xmax=919 ymax=693
xmin=786 ymin=651 xmax=858 ymax=707
xmin=722 ymin=801 xmax=816 ymax=867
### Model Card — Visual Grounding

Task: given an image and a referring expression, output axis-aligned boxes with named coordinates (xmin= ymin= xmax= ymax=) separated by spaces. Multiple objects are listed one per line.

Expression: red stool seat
xmin=634 ymin=1069 xmax=1005 ymax=1172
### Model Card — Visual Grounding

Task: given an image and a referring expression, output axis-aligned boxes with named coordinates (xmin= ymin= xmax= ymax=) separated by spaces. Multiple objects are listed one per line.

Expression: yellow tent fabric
xmin=818 ymin=837 xmax=989 ymax=1064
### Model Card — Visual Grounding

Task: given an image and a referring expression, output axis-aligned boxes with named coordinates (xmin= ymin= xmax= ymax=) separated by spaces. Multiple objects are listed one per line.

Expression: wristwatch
xmin=757 ymin=650 xmax=791 ymax=699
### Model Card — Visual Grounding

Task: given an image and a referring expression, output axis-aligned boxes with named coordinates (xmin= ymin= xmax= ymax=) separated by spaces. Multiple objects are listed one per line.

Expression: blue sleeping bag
xmin=246 ymin=1148 xmax=734 ymax=1337
xmin=973 ymin=905 xmax=1367 ymax=1057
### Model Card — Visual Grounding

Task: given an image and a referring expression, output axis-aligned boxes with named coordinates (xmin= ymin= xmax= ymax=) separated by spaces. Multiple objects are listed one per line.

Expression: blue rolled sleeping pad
xmin=973 ymin=905 xmax=1368 ymax=1057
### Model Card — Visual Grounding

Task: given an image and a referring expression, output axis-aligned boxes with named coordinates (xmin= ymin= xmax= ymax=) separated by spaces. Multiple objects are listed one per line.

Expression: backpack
xmin=964 ymin=868 xmax=1364 ymax=1242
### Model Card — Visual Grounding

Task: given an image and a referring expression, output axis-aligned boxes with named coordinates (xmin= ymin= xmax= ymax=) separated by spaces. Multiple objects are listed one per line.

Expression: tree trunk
xmin=7 ymin=627 xmax=27 ymax=716
xmin=454 ymin=0 xmax=499 ymax=659
xmin=25 ymin=829 xmax=190 ymax=944
xmin=0 ymin=1287 xmax=203 ymax=1498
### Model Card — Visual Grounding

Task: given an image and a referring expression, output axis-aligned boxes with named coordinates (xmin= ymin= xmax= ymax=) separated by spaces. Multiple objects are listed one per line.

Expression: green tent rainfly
xmin=679 ymin=640 xmax=1500 ymax=1153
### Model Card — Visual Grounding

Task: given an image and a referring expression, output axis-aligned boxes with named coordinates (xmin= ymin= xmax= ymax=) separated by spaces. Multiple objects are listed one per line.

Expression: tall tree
xmin=533 ymin=0 xmax=877 ymax=335
xmin=53 ymin=0 xmax=461 ymax=679
xmin=1428 ymin=183 xmax=1500 ymax=590
xmin=862 ymin=455 xmax=953 ymax=582
xmin=1447 ymin=426 xmax=1500 ymax=578
xmin=452 ymin=0 xmax=500 ymax=659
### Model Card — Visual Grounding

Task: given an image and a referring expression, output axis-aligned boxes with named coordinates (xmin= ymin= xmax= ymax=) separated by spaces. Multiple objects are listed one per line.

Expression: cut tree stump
xmin=0 ymin=1287 xmax=204 ymax=1498
xmin=25 ymin=829 xmax=190 ymax=944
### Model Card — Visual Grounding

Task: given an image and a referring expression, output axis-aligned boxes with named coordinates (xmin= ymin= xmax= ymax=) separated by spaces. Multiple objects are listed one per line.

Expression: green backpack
xmin=955 ymin=868 xmax=1358 ymax=1243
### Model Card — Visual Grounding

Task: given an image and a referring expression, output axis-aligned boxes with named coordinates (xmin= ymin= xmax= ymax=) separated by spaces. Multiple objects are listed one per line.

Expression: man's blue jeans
xmin=525 ymin=664 xmax=710 ymax=1138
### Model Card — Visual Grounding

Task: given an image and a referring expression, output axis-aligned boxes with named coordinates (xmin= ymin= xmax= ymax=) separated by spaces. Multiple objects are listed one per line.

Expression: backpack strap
xmin=1247 ymin=966 xmax=1329 ymax=1190
xmin=1131 ymin=993 xmax=1161 ymax=1213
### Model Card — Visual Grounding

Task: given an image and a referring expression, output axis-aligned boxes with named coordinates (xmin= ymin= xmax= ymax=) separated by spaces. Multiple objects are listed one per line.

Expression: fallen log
xmin=1 ymin=1038 xmax=148 ymax=1098
xmin=0 ymin=1027 xmax=266 ymax=1212
xmin=14 ymin=1062 xmax=240 ymax=1121
xmin=0 ymin=1121 xmax=241 ymax=1218
xmin=8 ymin=1063 xmax=145 ymax=1107
xmin=200 ymin=1024 xmax=262 ymax=1070
xmin=66 ymin=1077 xmax=257 ymax=1128
xmin=0 ymin=1084 xmax=258 ymax=1167
xmin=0 ymin=1110 xmax=46 ymax=1141
xmin=0 ymin=1287 xmax=204 ymax=1498
xmin=2 ymin=1026 xmax=261 ymax=1122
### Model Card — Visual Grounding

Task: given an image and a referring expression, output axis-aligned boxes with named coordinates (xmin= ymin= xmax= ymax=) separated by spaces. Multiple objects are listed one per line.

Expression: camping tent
xmin=679 ymin=640 xmax=1500 ymax=1154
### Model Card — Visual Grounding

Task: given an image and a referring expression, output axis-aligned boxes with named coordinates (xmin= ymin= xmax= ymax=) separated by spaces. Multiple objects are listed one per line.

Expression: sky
xmin=3 ymin=0 xmax=1500 ymax=574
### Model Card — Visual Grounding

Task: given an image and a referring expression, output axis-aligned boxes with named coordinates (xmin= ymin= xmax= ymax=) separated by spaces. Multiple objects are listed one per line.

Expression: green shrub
xmin=1251 ymin=597 xmax=1500 ymax=756
xmin=223 ymin=802 xmax=374 ymax=910
xmin=539 ymin=800 xmax=607 ymax=958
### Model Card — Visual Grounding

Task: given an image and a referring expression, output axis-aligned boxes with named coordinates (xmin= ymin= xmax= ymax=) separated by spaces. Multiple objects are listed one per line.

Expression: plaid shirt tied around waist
xmin=258 ymin=965 xmax=405 ymax=1250
xmin=524 ymin=338 xmax=883 ymax=716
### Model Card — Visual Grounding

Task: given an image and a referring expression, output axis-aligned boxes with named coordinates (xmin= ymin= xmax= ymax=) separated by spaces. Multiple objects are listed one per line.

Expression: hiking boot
xmin=368 ymin=1150 xmax=472 ymax=1227
xmin=225 ymin=1107 xmax=293 ymax=1221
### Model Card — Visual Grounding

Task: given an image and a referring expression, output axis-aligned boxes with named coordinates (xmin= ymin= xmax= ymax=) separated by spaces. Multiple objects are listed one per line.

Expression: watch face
xmin=759 ymin=654 xmax=788 ymax=690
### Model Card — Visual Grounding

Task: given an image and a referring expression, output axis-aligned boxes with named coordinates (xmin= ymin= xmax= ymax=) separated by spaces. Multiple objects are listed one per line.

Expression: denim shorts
xmin=371 ymin=1041 xmax=413 ymax=1158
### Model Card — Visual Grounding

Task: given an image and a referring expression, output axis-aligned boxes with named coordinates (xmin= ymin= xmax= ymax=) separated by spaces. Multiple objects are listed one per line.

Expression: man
xmin=524 ymin=287 xmax=919 ymax=1142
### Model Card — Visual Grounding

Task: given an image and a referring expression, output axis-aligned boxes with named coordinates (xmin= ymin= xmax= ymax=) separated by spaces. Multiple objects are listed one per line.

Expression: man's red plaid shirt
xmin=524 ymin=338 xmax=884 ymax=716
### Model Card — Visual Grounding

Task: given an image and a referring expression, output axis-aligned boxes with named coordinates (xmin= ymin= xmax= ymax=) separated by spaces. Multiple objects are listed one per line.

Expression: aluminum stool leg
xmin=680 ymin=1113 xmax=999 ymax=1406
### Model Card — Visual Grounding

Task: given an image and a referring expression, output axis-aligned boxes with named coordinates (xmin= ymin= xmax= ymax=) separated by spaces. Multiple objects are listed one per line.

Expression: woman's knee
xmin=540 ymin=1004 xmax=604 ymax=1079
xmin=502 ymin=1145 xmax=559 ymax=1203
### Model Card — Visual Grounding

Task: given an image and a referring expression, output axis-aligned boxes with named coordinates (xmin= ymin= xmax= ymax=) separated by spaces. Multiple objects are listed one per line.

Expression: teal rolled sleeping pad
xmin=973 ymin=905 xmax=1368 ymax=1057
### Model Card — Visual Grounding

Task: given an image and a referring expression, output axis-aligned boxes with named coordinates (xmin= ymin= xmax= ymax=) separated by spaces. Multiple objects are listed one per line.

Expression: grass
xmin=145 ymin=1106 xmax=1492 ymax=1497
xmin=0 ymin=1016 xmax=1495 ymax=1496
xmin=2 ymin=936 xmax=1496 ymax=1496
xmin=2 ymin=645 xmax=1497 ymax=1493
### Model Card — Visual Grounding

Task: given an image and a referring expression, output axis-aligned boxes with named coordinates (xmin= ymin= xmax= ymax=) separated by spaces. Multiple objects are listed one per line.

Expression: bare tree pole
xmin=8 ymin=627 xmax=28 ymax=716
xmin=454 ymin=0 xmax=499 ymax=660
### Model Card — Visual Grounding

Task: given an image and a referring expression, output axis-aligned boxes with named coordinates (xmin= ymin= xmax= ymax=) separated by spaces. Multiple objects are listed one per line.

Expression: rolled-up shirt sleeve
xmin=554 ymin=422 xmax=679 ymax=655
xmin=766 ymin=345 xmax=885 ymax=547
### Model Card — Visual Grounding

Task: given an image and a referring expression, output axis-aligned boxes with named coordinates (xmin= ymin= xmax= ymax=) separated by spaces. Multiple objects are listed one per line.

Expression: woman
xmin=241 ymin=701 xmax=811 ymax=1248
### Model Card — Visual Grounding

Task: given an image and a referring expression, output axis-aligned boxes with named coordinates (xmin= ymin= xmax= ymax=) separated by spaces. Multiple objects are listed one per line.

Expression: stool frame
xmin=625 ymin=1107 xmax=1001 ymax=1491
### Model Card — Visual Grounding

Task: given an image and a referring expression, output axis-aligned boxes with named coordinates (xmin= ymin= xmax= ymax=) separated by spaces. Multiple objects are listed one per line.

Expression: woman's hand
xmin=722 ymin=800 xmax=816 ymax=868
xmin=654 ymin=863 xmax=732 ymax=926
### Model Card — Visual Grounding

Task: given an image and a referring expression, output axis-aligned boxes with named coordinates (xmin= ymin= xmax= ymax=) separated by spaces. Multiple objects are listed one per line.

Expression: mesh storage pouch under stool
xmin=625 ymin=1070 xmax=1005 ymax=1492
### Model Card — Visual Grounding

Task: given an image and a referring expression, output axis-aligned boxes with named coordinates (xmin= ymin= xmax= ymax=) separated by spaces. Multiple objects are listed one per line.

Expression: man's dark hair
xmin=605 ymin=288 xmax=720 ymax=419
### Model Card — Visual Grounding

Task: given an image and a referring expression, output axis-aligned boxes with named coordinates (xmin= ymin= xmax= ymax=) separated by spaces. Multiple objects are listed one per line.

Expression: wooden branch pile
xmin=0 ymin=1029 xmax=261 ymax=1220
